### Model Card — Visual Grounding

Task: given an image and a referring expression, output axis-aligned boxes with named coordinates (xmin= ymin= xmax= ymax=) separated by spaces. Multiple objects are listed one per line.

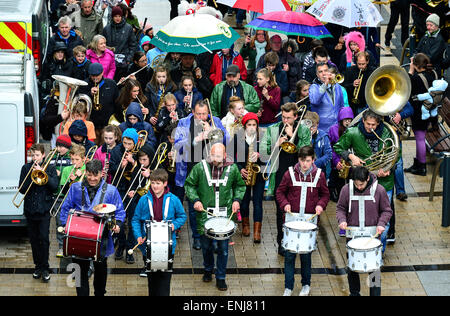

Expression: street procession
xmin=1 ymin=0 xmax=450 ymax=298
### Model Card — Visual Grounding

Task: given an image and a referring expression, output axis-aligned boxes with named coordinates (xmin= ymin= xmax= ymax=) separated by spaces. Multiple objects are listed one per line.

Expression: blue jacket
xmin=59 ymin=180 xmax=126 ymax=258
xmin=119 ymin=102 xmax=158 ymax=151
xmin=131 ymin=191 xmax=187 ymax=255
xmin=311 ymin=129 xmax=332 ymax=177
xmin=309 ymin=80 xmax=345 ymax=134
xmin=174 ymin=87 xmax=203 ymax=114
xmin=174 ymin=113 xmax=230 ymax=187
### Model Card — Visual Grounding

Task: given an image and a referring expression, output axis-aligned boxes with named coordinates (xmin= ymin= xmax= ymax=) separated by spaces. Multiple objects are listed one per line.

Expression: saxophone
xmin=338 ymin=158 xmax=351 ymax=179
xmin=245 ymin=139 xmax=261 ymax=186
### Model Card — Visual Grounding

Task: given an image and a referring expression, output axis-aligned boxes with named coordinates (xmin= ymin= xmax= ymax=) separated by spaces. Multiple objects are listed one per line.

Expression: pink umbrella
xmin=216 ymin=0 xmax=291 ymax=14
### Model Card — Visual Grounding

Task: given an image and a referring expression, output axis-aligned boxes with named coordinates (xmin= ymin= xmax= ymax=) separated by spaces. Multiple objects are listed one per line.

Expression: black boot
xmin=405 ymin=158 xmax=426 ymax=176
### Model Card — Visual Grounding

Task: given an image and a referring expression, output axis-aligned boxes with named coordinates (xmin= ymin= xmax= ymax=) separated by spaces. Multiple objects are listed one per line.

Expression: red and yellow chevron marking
xmin=0 ymin=22 xmax=32 ymax=54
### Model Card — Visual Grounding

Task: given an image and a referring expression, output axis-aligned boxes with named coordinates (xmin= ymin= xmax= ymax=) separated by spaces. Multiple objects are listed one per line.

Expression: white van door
xmin=0 ymin=93 xmax=25 ymax=219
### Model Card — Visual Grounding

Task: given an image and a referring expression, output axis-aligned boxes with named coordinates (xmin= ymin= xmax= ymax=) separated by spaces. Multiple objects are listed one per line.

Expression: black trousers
xmin=147 ymin=271 xmax=172 ymax=296
xmin=385 ymin=3 xmax=410 ymax=46
xmin=27 ymin=213 xmax=51 ymax=271
xmin=169 ymin=0 xmax=179 ymax=20
xmin=72 ymin=258 xmax=108 ymax=296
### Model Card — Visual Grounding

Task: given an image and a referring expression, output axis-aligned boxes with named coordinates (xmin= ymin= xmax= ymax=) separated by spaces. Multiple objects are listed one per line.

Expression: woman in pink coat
xmin=86 ymin=34 xmax=116 ymax=80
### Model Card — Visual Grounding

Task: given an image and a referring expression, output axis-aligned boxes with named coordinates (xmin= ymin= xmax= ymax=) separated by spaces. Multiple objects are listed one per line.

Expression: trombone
xmin=331 ymin=73 xmax=344 ymax=85
xmin=111 ymin=130 xmax=148 ymax=187
xmin=123 ymin=142 xmax=168 ymax=212
xmin=262 ymin=105 xmax=308 ymax=181
xmin=12 ymin=149 xmax=58 ymax=208
xmin=49 ymin=145 xmax=98 ymax=217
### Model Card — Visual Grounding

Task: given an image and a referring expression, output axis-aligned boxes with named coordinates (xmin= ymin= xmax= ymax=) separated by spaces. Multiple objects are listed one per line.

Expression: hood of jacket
xmin=68 ymin=119 xmax=88 ymax=137
xmin=338 ymin=106 xmax=354 ymax=121
xmin=344 ymin=31 xmax=365 ymax=63
xmin=125 ymin=102 xmax=144 ymax=122
xmin=293 ymin=162 xmax=319 ymax=181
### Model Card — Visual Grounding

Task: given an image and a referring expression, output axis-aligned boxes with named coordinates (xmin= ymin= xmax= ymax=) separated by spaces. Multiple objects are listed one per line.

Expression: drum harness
xmin=286 ymin=166 xmax=322 ymax=223
xmin=202 ymin=159 xmax=231 ymax=218
xmin=347 ymin=179 xmax=378 ymax=238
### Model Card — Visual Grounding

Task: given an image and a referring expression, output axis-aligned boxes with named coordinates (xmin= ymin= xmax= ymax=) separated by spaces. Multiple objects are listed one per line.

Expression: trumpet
xmin=93 ymin=81 xmax=102 ymax=111
xmin=123 ymin=142 xmax=168 ymax=212
xmin=111 ymin=130 xmax=147 ymax=187
xmin=49 ymin=145 xmax=98 ymax=217
xmin=352 ymin=68 xmax=363 ymax=104
xmin=185 ymin=91 xmax=193 ymax=114
xmin=262 ymin=105 xmax=308 ymax=181
xmin=167 ymin=144 xmax=177 ymax=173
xmin=12 ymin=149 xmax=58 ymax=208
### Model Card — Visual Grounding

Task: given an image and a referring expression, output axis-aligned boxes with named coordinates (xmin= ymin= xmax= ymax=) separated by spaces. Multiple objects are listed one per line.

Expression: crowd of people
xmin=18 ymin=0 xmax=450 ymax=297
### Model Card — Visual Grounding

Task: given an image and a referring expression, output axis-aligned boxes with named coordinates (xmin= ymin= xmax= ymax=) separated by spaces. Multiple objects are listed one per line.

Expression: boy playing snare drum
xmin=131 ymin=169 xmax=187 ymax=296
xmin=276 ymin=146 xmax=329 ymax=296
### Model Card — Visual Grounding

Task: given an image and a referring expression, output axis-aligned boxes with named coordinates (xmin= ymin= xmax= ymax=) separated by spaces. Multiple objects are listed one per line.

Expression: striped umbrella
xmin=150 ymin=13 xmax=240 ymax=54
xmin=246 ymin=11 xmax=332 ymax=39
xmin=216 ymin=0 xmax=291 ymax=14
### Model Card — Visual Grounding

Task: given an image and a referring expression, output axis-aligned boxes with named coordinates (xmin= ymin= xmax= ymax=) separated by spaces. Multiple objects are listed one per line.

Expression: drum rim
xmin=283 ymin=221 xmax=318 ymax=232
xmin=346 ymin=238 xmax=382 ymax=252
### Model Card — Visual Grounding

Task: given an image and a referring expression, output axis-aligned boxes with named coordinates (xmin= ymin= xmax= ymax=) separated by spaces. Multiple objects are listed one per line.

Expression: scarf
xmin=255 ymin=41 xmax=267 ymax=68
xmin=358 ymin=120 xmax=384 ymax=154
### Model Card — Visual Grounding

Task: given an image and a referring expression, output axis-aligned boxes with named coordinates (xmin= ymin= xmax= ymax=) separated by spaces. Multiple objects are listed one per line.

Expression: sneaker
xmin=216 ymin=279 xmax=228 ymax=291
xmin=386 ymin=233 xmax=396 ymax=244
xmin=139 ymin=267 xmax=147 ymax=277
xmin=278 ymin=247 xmax=285 ymax=257
xmin=56 ymin=248 xmax=64 ymax=258
xmin=396 ymin=193 xmax=408 ymax=201
xmin=115 ymin=246 xmax=124 ymax=260
xmin=193 ymin=238 xmax=201 ymax=250
xmin=299 ymin=285 xmax=310 ymax=296
xmin=202 ymin=271 xmax=213 ymax=282
xmin=126 ymin=253 xmax=135 ymax=264
xmin=283 ymin=288 xmax=292 ymax=296
xmin=42 ymin=270 xmax=51 ymax=283
xmin=32 ymin=269 xmax=42 ymax=279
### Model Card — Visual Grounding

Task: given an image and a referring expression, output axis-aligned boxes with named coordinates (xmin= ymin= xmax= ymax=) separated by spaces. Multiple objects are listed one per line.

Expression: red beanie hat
xmin=241 ymin=112 xmax=259 ymax=127
xmin=56 ymin=134 xmax=72 ymax=149
xmin=111 ymin=6 xmax=124 ymax=17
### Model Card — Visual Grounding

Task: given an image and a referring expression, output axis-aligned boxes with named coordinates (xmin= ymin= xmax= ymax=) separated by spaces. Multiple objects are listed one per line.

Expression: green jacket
xmin=210 ymin=80 xmax=260 ymax=117
xmin=185 ymin=161 xmax=246 ymax=235
xmin=240 ymin=44 xmax=257 ymax=70
xmin=333 ymin=125 xmax=398 ymax=191
xmin=59 ymin=164 xmax=86 ymax=195
xmin=261 ymin=121 xmax=311 ymax=197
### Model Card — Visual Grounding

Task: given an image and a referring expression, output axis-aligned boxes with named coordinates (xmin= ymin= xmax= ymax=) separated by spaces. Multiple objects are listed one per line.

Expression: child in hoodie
xmin=118 ymin=102 xmax=158 ymax=151
xmin=276 ymin=146 xmax=329 ymax=297
xmin=68 ymin=119 xmax=96 ymax=153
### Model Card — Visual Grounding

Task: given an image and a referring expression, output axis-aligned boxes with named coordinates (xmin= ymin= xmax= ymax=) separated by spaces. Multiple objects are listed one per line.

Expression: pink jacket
xmin=93 ymin=144 xmax=112 ymax=183
xmin=86 ymin=48 xmax=116 ymax=80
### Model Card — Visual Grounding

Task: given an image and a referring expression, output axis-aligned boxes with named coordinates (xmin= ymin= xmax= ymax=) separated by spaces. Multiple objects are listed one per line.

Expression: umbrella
xmin=150 ymin=13 xmax=240 ymax=54
xmin=245 ymin=11 xmax=332 ymax=39
xmin=216 ymin=0 xmax=291 ymax=14
xmin=306 ymin=0 xmax=383 ymax=28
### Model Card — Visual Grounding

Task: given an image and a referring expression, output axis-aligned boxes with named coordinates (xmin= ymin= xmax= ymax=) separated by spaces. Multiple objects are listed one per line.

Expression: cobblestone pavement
xmin=0 ymin=2 xmax=449 ymax=296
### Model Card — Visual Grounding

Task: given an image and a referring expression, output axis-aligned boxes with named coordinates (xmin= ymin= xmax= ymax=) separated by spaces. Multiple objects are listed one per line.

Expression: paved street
xmin=0 ymin=1 xmax=448 ymax=296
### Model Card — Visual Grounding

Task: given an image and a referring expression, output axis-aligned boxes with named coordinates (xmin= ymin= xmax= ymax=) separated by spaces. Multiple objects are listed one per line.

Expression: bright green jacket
xmin=184 ymin=161 xmax=246 ymax=235
xmin=59 ymin=164 xmax=86 ymax=195
xmin=260 ymin=122 xmax=311 ymax=197
xmin=333 ymin=125 xmax=398 ymax=191
xmin=210 ymin=80 xmax=260 ymax=117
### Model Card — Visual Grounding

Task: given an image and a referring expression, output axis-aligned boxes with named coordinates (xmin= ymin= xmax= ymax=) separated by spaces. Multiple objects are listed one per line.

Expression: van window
xmin=0 ymin=103 xmax=19 ymax=153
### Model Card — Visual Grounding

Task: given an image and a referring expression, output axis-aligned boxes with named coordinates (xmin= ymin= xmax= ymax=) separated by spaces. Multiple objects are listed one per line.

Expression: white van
xmin=0 ymin=51 xmax=40 ymax=226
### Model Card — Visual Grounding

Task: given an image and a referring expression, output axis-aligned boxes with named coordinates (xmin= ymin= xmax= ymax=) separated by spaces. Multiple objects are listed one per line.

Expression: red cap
xmin=241 ymin=112 xmax=259 ymax=127
xmin=56 ymin=134 xmax=72 ymax=149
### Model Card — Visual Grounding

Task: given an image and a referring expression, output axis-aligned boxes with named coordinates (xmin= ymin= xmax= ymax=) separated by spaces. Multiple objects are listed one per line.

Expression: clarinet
xmin=103 ymin=146 xmax=110 ymax=181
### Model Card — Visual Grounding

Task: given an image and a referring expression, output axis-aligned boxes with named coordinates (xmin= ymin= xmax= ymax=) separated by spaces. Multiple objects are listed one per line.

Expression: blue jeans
xmin=284 ymin=252 xmax=312 ymax=289
xmin=200 ymin=235 xmax=229 ymax=280
xmin=380 ymin=189 xmax=393 ymax=253
xmin=240 ymin=176 xmax=265 ymax=222
xmin=173 ymin=186 xmax=200 ymax=240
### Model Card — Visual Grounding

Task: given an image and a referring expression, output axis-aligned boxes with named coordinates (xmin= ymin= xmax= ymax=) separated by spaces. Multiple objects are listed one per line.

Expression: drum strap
xmin=81 ymin=181 xmax=108 ymax=210
xmin=349 ymin=179 xmax=377 ymax=230
xmin=202 ymin=160 xmax=231 ymax=212
xmin=288 ymin=167 xmax=321 ymax=217
xmin=147 ymin=195 xmax=171 ymax=221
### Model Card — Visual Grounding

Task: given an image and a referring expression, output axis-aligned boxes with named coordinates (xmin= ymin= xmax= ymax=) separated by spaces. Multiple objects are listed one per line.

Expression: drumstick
xmin=226 ymin=212 xmax=234 ymax=226
xmin=308 ymin=214 xmax=318 ymax=222
xmin=364 ymin=232 xmax=380 ymax=246
xmin=201 ymin=208 xmax=219 ymax=217
xmin=128 ymin=240 xmax=144 ymax=255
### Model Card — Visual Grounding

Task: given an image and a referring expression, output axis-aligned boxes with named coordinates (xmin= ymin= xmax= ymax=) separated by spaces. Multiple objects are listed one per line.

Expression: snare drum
xmin=63 ymin=210 xmax=106 ymax=261
xmin=282 ymin=221 xmax=317 ymax=254
xmin=145 ymin=220 xmax=174 ymax=272
xmin=346 ymin=237 xmax=383 ymax=273
xmin=204 ymin=217 xmax=236 ymax=240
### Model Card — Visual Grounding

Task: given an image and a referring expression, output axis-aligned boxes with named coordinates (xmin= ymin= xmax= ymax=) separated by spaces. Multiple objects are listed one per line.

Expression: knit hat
xmin=242 ymin=112 xmax=259 ymax=127
xmin=68 ymin=119 xmax=88 ymax=137
xmin=426 ymin=14 xmax=440 ymax=27
xmin=88 ymin=62 xmax=103 ymax=76
xmin=344 ymin=31 xmax=365 ymax=63
xmin=56 ymin=134 xmax=72 ymax=149
xmin=122 ymin=128 xmax=139 ymax=145
xmin=111 ymin=6 xmax=123 ymax=17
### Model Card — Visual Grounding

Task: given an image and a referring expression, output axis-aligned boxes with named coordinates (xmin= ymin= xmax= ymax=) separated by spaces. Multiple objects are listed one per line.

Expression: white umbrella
xmin=216 ymin=0 xmax=291 ymax=14
xmin=306 ymin=0 xmax=383 ymax=28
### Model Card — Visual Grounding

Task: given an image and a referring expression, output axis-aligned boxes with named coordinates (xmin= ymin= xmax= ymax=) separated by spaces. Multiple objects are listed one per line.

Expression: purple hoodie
xmin=328 ymin=107 xmax=354 ymax=167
